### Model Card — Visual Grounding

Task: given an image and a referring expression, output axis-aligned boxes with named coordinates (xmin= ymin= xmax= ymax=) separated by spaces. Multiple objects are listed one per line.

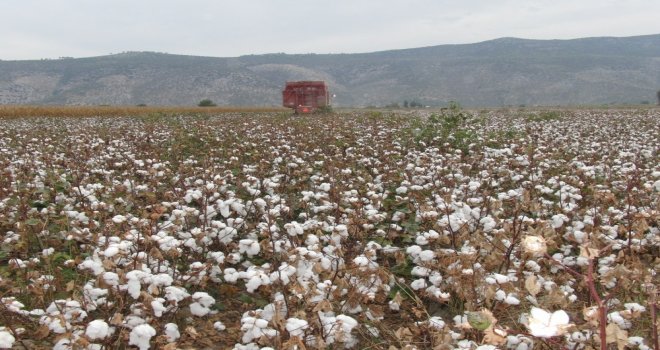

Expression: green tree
xmin=657 ymin=90 xmax=660 ymax=105
xmin=198 ymin=99 xmax=216 ymax=107
xmin=403 ymin=100 xmax=409 ymax=108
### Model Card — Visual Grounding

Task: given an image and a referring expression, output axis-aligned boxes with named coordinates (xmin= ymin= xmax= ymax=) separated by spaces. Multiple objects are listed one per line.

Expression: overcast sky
xmin=2 ymin=0 xmax=660 ymax=60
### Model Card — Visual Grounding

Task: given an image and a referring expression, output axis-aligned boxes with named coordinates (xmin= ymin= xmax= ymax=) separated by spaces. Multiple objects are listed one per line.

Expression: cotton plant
xmin=0 ymin=111 xmax=658 ymax=349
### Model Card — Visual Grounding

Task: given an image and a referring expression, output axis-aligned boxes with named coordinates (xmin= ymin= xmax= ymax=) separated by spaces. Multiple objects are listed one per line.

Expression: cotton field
xmin=0 ymin=109 xmax=658 ymax=350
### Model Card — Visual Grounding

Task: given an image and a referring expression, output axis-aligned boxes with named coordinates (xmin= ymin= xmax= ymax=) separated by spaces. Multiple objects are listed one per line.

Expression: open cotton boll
xmin=129 ymin=324 xmax=156 ymax=350
xmin=411 ymin=278 xmax=427 ymax=290
xmin=0 ymin=329 xmax=16 ymax=349
xmin=164 ymin=286 xmax=190 ymax=306
xmin=505 ymin=294 xmax=521 ymax=305
xmin=85 ymin=319 xmax=110 ymax=340
xmin=111 ymin=215 xmax=127 ymax=224
xmin=189 ymin=292 xmax=215 ymax=317
xmin=527 ymin=307 xmax=571 ymax=338
xmin=164 ymin=323 xmax=180 ymax=342
xmin=238 ymin=239 xmax=260 ymax=257
xmin=286 ymin=318 xmax=308 ymax=338
xmin=418 ymin=250 xmax=435 ymax=262
xmin=214 ymin=321 xmax=226 ymax=331
xmin=151 ymin=299 xmax=167 ymax=317
xmin=102 ymin=272 xmax=120 ymax=286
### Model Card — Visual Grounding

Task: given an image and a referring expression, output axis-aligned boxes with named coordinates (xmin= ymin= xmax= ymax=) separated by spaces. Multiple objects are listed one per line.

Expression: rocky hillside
xmin=1 ymin=34 xmax=659 ymax=107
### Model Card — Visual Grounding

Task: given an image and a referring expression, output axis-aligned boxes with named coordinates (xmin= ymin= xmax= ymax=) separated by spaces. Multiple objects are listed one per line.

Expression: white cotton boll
xmin=415 ymin=235 xmax=429 ymax=245
xmin=395 ymin=186 xmax=408 ymax=194
xmin=411 ymin=278 xmax=427 ymax=290
xmin=255 ymin=319 xmax=269 ymax=329
xmin=85 ymin=319 xmax=110 ymax=340
xmin=78 ymin=258 xmax=105 ymax=276
xmin=164 ymin=286 xmax=190 ymax=305
xmin=551 ymin=214 xmax=566 ymax=228
xmin=624 ymin=303 xmax=645 ymax=313
xmin=164 ymin=323 xmax=179 ymax=342
xmin=42 ymin=247 xmax=55 ymax=257
xmin=493 ymin=273 xmax=509 ymax=284
xmin=418 ymin=250 xmax=435 ymax=262
xmin=223 ymin=268 xmax=239 ymax=283
xmin=286 ymin=318 xmax=309 ymax=338
xmin=480 ymin=216 xmax=496 ymax=232
xmin=214 ymin=321 xmax=226 ymax=331
xmin=129 ymin=324 xmax=156 ymax=350
xmin=0 ymin=330 xmax=15 ymax=349
xmin=126 ymin=278 xmax=142 ymax=299
xmin=334 ymin=224 xmax=349 ymax=237
xmin=245 ymin=276 xmax=263 ymax=293
xmin=495 ymin=290 xmax=506 ymax=301
xmin=429 ymin=316 xmax=446 ymax=329
xmin=53 ymin=338 xmax=71 ymax=350
xmin=411 ymin=266 xmax=431 ymax=276
xmin=112 ymin=215 xmax=127 ymax=224
xmin=151 ymin=299 xmax=167 ymax=317
xmin=103 ymin=246 xmax=119 ymax=257
xmin=189 ymin=303 xmax=210 ymax=317
xmin=573 ymin=230 xmax=586 ymax=243
xmin=475 ymin=345 xmax=498 ymax=350
xmin=505 ymin=294 xmax=521 ymax=305
xmin=247 ymin=242 xmax=260 ymax=256
xmin=190 ymin=292 xmax=215 ymax=317
xmin=527 ymin=307 xmax=571 ymax=338
xmin=336 ymin=314 xmax=358 ymax=332
xmin=429 ymin=272 xmax=443 ymax=286
xmin=102 ymin=272 xmax=120 ymax=286
xmin=627 ymin=336 xmax=646 ymax=346
xmin=151 ymin=273 xmax=173 ymax=287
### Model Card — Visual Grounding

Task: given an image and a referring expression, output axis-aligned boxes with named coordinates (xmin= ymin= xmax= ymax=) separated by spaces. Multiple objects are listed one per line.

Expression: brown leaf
xmin=583 ymin=306 xmax=599 ymax=327
xmin=110 ymin=312 xmax=123 ymax=326
xmin=149 ymin=246 xmax=164 ymax=260
xmin=312 ymin=299 xmax=333 ymax=313
xmin=185 ymin=326 xmax=199 ymax=339
xmin=482 ymin=325 xmax=507 ymax=346
xmin=65 ymin=280 xmax=76 ymax=292
xmin=580 ymin=245 xmax=599 ymax=259
xmin=605 ymin=323 xmax=628 ymax=350
xmin=394 ymin=327 xmax=413 ymax=342
xmin=525 ymin=275 xmax=541 ymax=296
xmin=34 ymin=325 xmax=50 ymax=340
xmin=162 ymin=343 xmax=179 ymax=350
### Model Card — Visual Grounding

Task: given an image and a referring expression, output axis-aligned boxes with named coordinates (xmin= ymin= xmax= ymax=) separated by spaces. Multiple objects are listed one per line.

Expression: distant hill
xmin=1 ymin=34 xmax=660 ymax=107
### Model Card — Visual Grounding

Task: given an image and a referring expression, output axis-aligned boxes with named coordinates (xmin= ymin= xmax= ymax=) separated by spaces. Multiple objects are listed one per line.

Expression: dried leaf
xmin=110 ymin=312 xmax=123 ymax=326
xmin=583 ymin=306 xmax=599 ymax=327
xmin=482 ymin=325 xmax=507 ymax=345
xmin=394 ymin=327 xmax=413 ymax=341
xmin=162 ymin=343 xmax=178 ymax=350
xmin=580 ymin=245 xmax=599 ymax=259
xmin=525 ymin=275 xmax=541 ymax=296
xmin=185 ymin=326 xmax=199 ymax=339
xmin=66 ymin=280 xmax=76 ymax=292
xmin=605 ymin=323 xmax=628 ymax=350
xmin=34 ymin=325 xmax=50 ymax=340
xmin=312 ymin=299 xmax=333 ymax=313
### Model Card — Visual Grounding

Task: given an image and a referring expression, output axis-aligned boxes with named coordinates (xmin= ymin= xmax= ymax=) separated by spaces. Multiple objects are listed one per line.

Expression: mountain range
xmin=1 ymin=34 xmax=659 ymax=107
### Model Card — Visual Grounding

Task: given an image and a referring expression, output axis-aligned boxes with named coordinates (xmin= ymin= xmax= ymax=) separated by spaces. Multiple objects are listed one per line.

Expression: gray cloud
xmin=2 ymin=0 xmax=660 ymax=59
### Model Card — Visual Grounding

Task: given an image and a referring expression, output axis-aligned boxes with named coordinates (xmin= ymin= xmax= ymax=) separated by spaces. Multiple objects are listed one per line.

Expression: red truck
xmin=282 ymin=81 xmax=330 ymax=113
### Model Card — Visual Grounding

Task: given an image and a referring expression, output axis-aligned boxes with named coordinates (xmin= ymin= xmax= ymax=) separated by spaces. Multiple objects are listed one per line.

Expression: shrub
xmin=197 ymin=99 xmax=216 ymax=107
